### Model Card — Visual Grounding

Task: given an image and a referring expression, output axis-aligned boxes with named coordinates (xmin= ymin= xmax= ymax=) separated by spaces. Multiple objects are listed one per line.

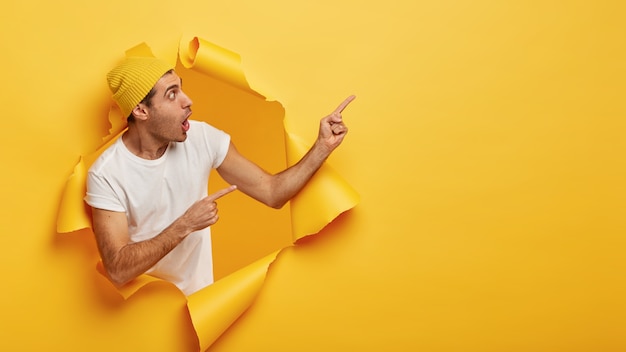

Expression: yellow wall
xmin=2 ymin=0 xmax=625 ymax=351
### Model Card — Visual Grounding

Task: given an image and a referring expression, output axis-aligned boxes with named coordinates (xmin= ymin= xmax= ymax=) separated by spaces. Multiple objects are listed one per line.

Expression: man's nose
xmin=181 ymin=91 xmax=193 ymax=107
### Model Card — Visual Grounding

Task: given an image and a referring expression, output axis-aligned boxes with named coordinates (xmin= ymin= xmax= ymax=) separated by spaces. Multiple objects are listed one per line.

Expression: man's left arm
xmin=217 ymin=95 xmax=356 ymax=209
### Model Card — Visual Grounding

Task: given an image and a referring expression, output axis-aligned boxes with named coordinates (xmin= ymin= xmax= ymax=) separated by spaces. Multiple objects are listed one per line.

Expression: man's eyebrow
xmin=163 ymin=78 xmax=183 ymax=96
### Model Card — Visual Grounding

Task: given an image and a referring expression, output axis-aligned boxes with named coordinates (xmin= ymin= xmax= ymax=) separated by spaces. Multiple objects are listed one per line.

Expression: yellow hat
xmin=106 ymin=56 xmax=173 ymax=118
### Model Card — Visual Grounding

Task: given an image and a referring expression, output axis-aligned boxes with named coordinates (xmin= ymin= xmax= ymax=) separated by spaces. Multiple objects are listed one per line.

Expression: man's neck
xmin=122 ymin=128 xmax=168 ymax=160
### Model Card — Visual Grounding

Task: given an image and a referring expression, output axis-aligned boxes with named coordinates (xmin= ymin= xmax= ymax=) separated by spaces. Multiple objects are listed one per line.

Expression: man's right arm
xmin=91 ymin=185 xmax=237 ymax=287
xmin=91 ymin=208 xmax=190 ymax=286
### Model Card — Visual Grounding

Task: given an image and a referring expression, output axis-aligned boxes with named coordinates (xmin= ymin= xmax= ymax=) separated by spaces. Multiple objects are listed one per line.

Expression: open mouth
xmin=182 ymin=110 xmax=192 ymax=132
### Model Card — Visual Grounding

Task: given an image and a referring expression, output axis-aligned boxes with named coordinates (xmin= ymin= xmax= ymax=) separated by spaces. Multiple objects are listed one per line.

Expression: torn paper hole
xmin=56 ymin=35 xmax=359 ymax=351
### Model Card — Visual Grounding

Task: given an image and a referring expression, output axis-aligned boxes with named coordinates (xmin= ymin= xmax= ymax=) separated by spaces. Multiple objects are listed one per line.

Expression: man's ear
xmin=131 ymin=104 xmax=149 ymax=121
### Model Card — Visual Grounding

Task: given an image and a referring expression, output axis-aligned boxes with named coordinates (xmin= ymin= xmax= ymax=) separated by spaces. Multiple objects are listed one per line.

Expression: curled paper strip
xmin=56 ymin=36 xmax=359 ymax=350
xmin=285 ymin=131 xmax=360 ymax=240
xmin=57 ymin=134 xmax=120 ymax=234
xmin=187 ymin=251 xmax=279 ymax=351
xmin=179 ymin=36 xmax=251 ymax=94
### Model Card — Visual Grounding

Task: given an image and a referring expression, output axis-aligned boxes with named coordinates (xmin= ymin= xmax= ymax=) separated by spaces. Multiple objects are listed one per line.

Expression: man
xmin=85 ymin=56 xmax=355 ymax=296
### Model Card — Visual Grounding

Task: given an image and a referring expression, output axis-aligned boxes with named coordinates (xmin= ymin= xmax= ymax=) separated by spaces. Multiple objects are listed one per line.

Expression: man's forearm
xmin=268 ymin=141 xmax=331 ymax=208
xmin=104 ymin=221 xmax=189 ymax=286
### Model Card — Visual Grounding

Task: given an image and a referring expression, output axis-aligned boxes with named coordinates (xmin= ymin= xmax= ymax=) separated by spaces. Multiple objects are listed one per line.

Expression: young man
xmin=85 ymin=56 xmax=355 ymax=295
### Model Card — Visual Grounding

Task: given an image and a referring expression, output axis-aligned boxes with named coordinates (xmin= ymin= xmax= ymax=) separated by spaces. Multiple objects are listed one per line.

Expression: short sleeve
xmin=84 ymin=171 xmax=126 ymax=212
xmin=196 ymin=121 xmax=230 ymax=168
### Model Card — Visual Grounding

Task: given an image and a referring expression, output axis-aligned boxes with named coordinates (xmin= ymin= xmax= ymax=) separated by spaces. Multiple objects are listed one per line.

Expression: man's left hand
xmin=317 ymin=95 xmax=356 ymax=152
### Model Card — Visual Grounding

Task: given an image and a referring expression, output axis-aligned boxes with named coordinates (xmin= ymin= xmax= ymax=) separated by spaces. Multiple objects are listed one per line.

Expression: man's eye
xmin=168 ymin=91 xmax=176 ymax=99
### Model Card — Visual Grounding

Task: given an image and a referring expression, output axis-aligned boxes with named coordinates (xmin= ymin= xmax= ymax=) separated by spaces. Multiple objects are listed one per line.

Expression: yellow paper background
xmin=2 ymin=1 xmax=625 ymax=351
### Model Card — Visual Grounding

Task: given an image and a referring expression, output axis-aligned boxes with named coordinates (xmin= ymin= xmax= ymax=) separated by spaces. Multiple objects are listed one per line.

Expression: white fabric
xmin=85 ymin=120 xmax=230 ymax=295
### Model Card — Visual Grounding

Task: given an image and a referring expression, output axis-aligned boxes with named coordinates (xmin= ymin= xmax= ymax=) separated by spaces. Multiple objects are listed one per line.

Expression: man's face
xmin=144 ymin=71 xmax=193 ymax=143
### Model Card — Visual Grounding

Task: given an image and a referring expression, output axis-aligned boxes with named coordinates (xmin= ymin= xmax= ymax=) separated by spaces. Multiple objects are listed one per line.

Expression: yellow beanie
xmin=106 ymin=56 xmax=173 ymax=118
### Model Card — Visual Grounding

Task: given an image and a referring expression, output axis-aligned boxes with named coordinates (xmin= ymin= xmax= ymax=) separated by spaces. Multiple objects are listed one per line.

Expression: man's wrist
xmin=312 ymin=139 xmax=332 ymax=161
xmin=167 ymin=217 xmax=191 ymax=241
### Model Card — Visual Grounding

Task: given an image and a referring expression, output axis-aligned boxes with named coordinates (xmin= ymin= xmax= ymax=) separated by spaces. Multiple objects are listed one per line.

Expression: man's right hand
xmin=180 ymin=185 xmax=238 ymax=233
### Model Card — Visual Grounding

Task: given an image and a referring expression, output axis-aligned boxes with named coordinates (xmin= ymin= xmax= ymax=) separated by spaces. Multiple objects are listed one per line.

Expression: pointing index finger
xmin=207 ymin=185 xmax=237 ymax=202
xmin=334 ymin=95 xmax=356 ymax=114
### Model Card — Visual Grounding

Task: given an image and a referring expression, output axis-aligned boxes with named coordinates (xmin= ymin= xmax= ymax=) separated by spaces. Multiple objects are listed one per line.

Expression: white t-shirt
xmin=85 ymin=120 xmax=231 ymax=295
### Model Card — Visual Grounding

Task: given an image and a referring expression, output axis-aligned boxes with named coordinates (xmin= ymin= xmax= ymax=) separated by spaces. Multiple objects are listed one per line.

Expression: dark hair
xmin=127 ymin=69 xmax=174 ymax=123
